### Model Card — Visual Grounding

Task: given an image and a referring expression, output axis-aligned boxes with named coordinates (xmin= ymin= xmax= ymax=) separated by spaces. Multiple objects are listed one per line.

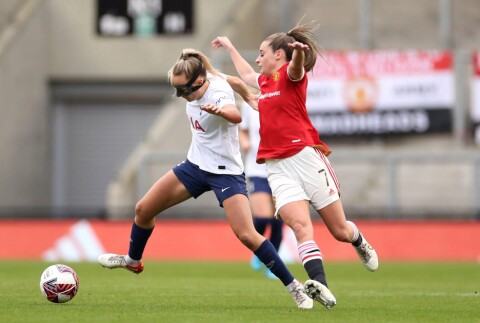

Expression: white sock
xmin=286 ymin=279 xmax=300 ymax=292
xmin=347 ymin=221 xmax=359 ymax=243
xmin=125 ymin=255 xmax=139 ymax=266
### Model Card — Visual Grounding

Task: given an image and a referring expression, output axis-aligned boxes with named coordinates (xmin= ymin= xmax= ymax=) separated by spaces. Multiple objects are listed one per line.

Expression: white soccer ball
xmin=39 ymin=264 xmax=79 ymax=303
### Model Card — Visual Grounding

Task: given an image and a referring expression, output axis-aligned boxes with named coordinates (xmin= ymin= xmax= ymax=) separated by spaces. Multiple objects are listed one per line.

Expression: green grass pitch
xmin=1 ymin=261 xmax=478 ymax=322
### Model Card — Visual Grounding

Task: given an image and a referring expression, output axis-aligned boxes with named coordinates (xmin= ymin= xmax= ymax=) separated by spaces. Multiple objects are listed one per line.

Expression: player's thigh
xmin=267 ymin=162 xmax=308 ymax=215
xmin=137 ymin=170 xmax=192 ymax=216
xmin=249 ymin=192 xmax=275 ymax=218
xmin=223 ymin=194 xmax=255 ymax=232
xmin=223 ymin=194 xmax=263 ymax=244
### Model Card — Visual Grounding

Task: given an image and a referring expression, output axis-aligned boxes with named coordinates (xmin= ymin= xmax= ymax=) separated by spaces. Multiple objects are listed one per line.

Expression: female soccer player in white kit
xmin=98 ymin=48 xmax=313 ymax=309
xmin=212 ymin=22 xmax=379 ymax=309
xmin=239 ymin=102 xmax=284 ymax=279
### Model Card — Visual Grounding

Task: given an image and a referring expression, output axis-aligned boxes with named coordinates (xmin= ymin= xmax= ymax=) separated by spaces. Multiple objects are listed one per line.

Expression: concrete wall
xmin=0 ymin=0 xmax=50 ymax=210
xmin=0 ymin=0 xmax=25 ymax=25
xmin=46 ymin=0 xmax=245 ymax=79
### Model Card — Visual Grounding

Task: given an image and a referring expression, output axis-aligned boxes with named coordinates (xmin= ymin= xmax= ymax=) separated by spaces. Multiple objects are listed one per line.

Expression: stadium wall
xmin=0 ymin=0 xmax=51 ymax=210
xmin=1 ymin=220 xmax=478 ymax=262
xmin=47 ymin=0 xmax=249 ymax=79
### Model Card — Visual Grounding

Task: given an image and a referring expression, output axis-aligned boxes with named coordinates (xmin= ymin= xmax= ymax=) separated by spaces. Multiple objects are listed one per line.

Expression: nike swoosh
xmin=221 ymin=187 xmax=230 ymax=192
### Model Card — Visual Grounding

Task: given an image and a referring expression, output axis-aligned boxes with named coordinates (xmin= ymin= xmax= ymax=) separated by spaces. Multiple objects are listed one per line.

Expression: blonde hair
xmin=264 ymin=20 xmax=321 ymax=72
xmin=168 ymin=49 xmax=220 ymax=84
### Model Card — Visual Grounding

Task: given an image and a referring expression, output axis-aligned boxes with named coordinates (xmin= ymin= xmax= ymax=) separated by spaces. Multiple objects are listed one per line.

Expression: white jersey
xmin=239 ymin=102 xmax=268 ymax=178
xmin=186 ymin=73 xmax=244 ymax=175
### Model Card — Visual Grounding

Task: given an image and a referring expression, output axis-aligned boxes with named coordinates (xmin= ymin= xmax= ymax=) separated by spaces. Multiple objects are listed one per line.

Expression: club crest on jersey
xmin=190 ymin=117 xmax=205 ymax=132
xmin=273 ymin=72 xmax=280 ymax=82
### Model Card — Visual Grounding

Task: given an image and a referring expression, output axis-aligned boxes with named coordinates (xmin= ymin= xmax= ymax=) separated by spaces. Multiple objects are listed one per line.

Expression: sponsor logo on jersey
xmin=259 ymin=91 xmax=281 ymax=100
xmin=215 ymin=96 xmax=230 ymax=106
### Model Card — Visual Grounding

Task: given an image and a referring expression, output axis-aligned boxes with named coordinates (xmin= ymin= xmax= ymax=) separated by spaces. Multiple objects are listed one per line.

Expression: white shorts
xmin=266 ymin=146 xmax=340 ymax=216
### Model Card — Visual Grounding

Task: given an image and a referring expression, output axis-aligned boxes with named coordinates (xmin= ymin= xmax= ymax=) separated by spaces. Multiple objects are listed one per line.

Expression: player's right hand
xmin=212 ymin=36 xmax=233 ymax=50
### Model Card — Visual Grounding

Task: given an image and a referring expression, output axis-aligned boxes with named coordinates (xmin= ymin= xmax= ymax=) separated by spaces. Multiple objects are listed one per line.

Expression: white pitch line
xmin=349 ymin=291 xmax=479 ymax=297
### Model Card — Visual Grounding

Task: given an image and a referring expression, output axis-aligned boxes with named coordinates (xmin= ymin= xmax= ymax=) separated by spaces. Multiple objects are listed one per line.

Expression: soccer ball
xmin=39 ymin=264 xmax=79 ymax=303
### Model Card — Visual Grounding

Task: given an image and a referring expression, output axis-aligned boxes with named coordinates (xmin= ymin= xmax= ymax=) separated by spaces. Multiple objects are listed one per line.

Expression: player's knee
xmin=290 ymin=221 xmax=309 ymax=240
xmin=135 ymin=201 xmax=152 ymax=221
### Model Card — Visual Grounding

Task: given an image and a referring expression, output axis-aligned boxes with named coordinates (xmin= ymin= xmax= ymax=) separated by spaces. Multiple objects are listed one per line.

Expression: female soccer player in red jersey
xmin=212 ymin=22 xmax=378 ymax=309
xmin=98 ymin=48 xmax=313 ymax=309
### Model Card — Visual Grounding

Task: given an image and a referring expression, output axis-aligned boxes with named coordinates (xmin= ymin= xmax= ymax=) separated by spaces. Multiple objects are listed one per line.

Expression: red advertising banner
xmin=307 ymin=50 xmax=454 ymax=136
xmin=1 ymin=220 xmax=478 ymax=262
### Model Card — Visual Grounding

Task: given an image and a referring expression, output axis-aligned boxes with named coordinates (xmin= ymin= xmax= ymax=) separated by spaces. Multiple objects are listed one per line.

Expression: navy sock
xmin=268 ymin=219 xmax=283 ymax=251
xmin=128 ymin=222 xmax=154 ymax=261
xmin=253 ymin=217 xmax=268 ymax=235
xmin=352 ymin=234 xmax=363 ymax=247
xmin=304 ymin=259 xmax=328 ymax=287
xmin=254 ymin=240 xmax=294 ymax=286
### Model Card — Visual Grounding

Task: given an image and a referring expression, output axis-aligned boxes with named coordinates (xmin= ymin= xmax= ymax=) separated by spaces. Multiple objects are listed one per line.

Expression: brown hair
xmin=264 ymin=21 xmax=321 ymax=72
xmin=168 ymin=49 xmax=220 ymax=84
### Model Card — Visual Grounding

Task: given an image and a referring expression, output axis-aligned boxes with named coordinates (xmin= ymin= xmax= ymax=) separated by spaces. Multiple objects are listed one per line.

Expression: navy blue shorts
xmin=247 ymin=176 xmax=272 ymax=194
xmin=173 ymin=159 xmax=248 ymax=207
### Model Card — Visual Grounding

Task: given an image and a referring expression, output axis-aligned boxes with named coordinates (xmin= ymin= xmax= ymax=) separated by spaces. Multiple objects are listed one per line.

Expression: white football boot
xmin=98 ymin=253 xmax=144 ymax=274
xmin=354 ymin=234 xmax=379 ymax=272
xmin=287 ymin=279 xmax=313 ymax=309
xmin=304 ymin=280 xmax=336 ymax=309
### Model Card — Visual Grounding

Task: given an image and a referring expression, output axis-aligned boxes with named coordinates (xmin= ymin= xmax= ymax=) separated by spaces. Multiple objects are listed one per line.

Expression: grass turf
xmin=0 ymin=261 xmax=478 ymax=322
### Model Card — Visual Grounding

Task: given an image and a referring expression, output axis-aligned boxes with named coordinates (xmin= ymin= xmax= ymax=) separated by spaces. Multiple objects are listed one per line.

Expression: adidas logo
xmin=329 ymin=188 xmax=336 ymax=196
xmin=42 ymin=220 xmax=105 ymax=262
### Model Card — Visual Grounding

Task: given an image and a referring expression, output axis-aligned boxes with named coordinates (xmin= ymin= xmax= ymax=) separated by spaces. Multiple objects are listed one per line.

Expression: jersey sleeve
xmin=210 ymin=80 xmax=236 ymax=109
xmin=256 ymin=74 xmax=262 ymax=88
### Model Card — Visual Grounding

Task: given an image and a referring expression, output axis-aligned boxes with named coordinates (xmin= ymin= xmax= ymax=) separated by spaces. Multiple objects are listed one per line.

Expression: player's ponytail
xmin=265 ymin=20 xmax=322 ymax=73
xmin=287 ymin=22 xmax=321 ymax=72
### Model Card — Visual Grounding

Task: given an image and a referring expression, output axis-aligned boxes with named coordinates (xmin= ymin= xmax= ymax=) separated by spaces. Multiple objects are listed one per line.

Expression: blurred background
xmin=1 ymin=0 xmax=479 ymax=222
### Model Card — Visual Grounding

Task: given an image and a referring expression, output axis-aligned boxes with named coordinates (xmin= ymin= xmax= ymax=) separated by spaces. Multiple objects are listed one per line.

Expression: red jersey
xmin=256 ymin=63 xmax=331 ymax=163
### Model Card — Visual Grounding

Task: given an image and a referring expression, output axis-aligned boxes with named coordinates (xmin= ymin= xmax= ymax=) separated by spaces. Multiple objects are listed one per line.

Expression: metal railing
xmin=329 ymin=150 xmax=480 ymax=219
xmin=137 ymin=150 xmax=480 ymax=220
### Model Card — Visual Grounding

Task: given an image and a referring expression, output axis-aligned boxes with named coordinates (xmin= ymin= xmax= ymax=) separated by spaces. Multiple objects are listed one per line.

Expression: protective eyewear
xmin=173 ymin=63 xmax=205 ymax=97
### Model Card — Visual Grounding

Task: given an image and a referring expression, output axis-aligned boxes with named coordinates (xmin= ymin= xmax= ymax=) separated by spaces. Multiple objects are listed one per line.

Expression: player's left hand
xmin=288 ymin=41 xmax=310 ymax=51
xmin=201 ymin=103 xmax=222 ymax=116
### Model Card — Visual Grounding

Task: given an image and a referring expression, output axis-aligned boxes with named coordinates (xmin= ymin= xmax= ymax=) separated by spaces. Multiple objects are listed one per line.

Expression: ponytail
xmin=265 ymin=20 xmax=322 ymax=72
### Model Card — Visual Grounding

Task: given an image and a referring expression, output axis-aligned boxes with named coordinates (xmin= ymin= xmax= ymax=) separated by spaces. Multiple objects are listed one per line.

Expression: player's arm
xmin=201 ymin=103 xmax=242 ymax=124
xmin=226 ymin=75 xmax=258 ymax=111
xmin=287 ymin=41 xmax=309 ymax=80
xmin=212 ymin=37 xmax=259 ymax=89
